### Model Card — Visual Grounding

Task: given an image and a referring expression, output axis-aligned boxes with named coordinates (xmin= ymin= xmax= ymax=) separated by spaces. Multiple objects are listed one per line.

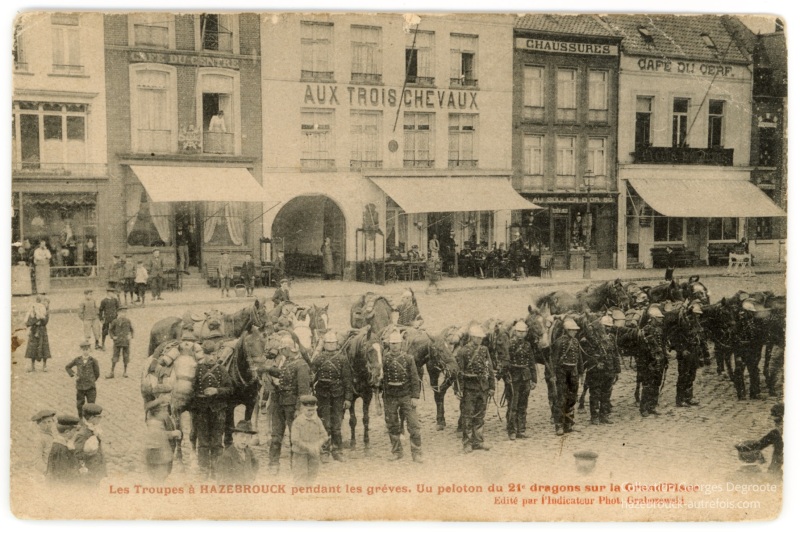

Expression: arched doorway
xmin=271 ymin=195 xmax=346 ymax=279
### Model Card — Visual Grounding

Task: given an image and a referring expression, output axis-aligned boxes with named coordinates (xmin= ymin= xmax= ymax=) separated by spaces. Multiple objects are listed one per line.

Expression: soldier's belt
xmin=316 ymin=378 xmax=337 ymax=383
xmin=387 ymin=382 xmax=405 ymax=387
xmin=462 ymin=373 xmax=479 ymax=378
xmin=510 ymin=364 xmax=528 ymax=369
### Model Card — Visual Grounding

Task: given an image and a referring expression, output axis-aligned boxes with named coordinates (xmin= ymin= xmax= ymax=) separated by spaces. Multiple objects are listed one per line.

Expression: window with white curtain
xmin=301 ymin=109 xmax=335 ymax=169
xmin=556 ymin=136 xmax=576 ymax=189
xmin=301 ymin=21 xmax=333 ymax=81
xmin=524 ymin=135 xmax=543 ymax=176
xmin=448 ymin=114 xmax=477 ymax=168
xmin=405 ymin=30 xmax=434 ymax=85
xmin=351 ymin=25 xmax=382 ymax=83
xmin=588 ymin=70 xmax=608 ymax=122
xmin=523 ymin=65 xmax=545 ymax=121
xmin=51 ymin=13 xmax=82 ymax=75
xmin=587 ymin=137 xmax=607 ymax=187
xmin=556 ymin=68 xmax=577 ymax=122
xmin=130 ymin=65 xmax=177 ymax=153
xmin=403 ymin=112 xmax=434 ymax=167
xmin=350 ymin=110 xmax=382 ymax=170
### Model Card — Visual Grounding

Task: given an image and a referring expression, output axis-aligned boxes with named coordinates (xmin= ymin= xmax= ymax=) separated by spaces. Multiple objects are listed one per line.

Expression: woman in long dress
xmin=33 ymin=241 xmax=52 ymax=294
xmin=321 ymin=237 xmax=335 ymax=280
xmin=25 ymin=296 xmax=52 ymax=372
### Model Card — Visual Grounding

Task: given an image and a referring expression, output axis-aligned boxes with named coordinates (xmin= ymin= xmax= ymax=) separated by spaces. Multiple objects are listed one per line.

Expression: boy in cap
xmin=65 ymin=340 xmax=101 ymax=418
xmin=74 ymin=403 xmax=107 ymax=485
xmin=122 ymin=254 xmax=136 ymax=305
xmin=78 ymin=289 xmax=102 ymax=350
xmin=215 ymin=420 xmax=259 ymax=484
xmin=32 ymin=409 xmax=56 ymax=476
xmin=98 ymin=287 xmax=120 ymax=350
xmin=144 ymin=396 xmax=181 ymax=483
xmin=272 ymin=278 xmax=291 ymax=307
xmin=218 ymin=251 xmax=233 ymax=297
xmin=107 ymin=306 xmax=134 ymax=378
xmin=134 ymin=260 xmax=149 ymax=306
xmin=290 ymin=395 xmax=327 ymax=485
xmin=46 ymin=415 xmax=81 ymax=485
xmin=736 ymin=403 xmax=783 ymax=475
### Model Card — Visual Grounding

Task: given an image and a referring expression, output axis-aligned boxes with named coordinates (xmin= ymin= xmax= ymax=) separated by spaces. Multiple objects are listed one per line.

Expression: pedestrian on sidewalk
xmin=664 ymin=246 xmax=676 ymax=282
xmin=218 ymin=251 xmax=233 ymax=297
xmin=98 ymin=287 xmax=120 ymax=350
xmin=107 ymin=306 xmax=133 ymax=379
xmin=78 ymin=289 xmax=102 ymax=350
xmin=24 ymin=295 xmax=51 ymax=372
xmin=122 ymin=254 xmax=136 ymax=305
xmin=147 ymin=249 xmax=165 ymax=300
xmin=65 ymin=340 xmax=100 ymax=419
xmin=134 ymin=261 xmax=148 ymax=306
xmin=241 ymin=253 xmax=257 ymax=297
xmin=290 ymin=395 xmax=327 ymax=485
xmin=33 ymin=240 xmax=52 ymax=295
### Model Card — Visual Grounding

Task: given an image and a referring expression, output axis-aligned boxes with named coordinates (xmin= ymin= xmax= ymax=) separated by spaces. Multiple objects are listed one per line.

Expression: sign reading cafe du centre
xmin=303 ymin=84 xmax=479 ymax=110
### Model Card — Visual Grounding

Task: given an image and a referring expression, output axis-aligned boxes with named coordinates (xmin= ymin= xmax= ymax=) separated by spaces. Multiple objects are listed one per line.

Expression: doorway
xmin=174 ymin=202 xmax=202 ymax=270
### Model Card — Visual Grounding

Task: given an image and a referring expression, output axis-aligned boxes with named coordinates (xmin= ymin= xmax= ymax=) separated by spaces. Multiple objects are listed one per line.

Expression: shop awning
xmin=369 ymin=176 xmax=542 ymax=214
xmin=628 ymin=178 xmax=786 ymax=218
xmin=130 ymin=165 xmax=264 ymax=202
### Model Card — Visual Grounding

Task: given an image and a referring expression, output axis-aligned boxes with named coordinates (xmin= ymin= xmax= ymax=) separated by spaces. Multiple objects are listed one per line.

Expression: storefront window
xmin=204 ymin=201 xmax=246 ymax=246
xmin=654 ymin=215 xmax=684 ymax=242
xmin=708 ymin=217 xmax=737 ymax=241
xmin=19 ymin=192 xmax=97 ymax=271
xmin=126 ymin=184 xmax=173 ymax=247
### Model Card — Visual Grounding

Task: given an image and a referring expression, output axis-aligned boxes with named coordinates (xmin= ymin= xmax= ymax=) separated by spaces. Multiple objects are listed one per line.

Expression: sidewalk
xmin=11 ymin=263 xmax=785 ymax=317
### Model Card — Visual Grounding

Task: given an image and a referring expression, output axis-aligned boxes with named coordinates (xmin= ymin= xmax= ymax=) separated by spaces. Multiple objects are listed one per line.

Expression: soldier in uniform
xmin=74 ymin=403 xmax=107 ymax=485
xmin=550 ymin=318 xmax=583 ymax=436
xmin=46 ymin=415 xmax=81 ymax=486
xmin=312 ymin=331 xmax=353 ymax=462
xmin=583 ymin=316 xmax=621 ymax=425
xmin=266 ymin=334 xmax=312 ymax=474
xmin=382 ymin=330 xmax=423 ymax=462
xmin=395 ymin=289 xmax=423 ymax=328
xmin=191 ymin=335 xmax=234 ymax=478
xmin=456 ymin=325 xmax=495 ymax=452
xmin=498 ymin=322 xmax=536 ymax=440
xmin=639 ymin=306 xmax=667 ymax=417
xmin=674 ymin=301 xmax=704 ymax=407
xmin=733 ymin=299 xmax=767 ymax=401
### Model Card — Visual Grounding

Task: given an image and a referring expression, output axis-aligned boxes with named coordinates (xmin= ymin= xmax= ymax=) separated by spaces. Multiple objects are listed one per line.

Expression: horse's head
xmin=357 ymin=327 xmax=383 ymax=388
xmin=308 ymin=304 xmax=329 ymax=333
xmin=250 ymin=298 xmax=269 ymax=330
xmin=526 ymin=304 xmax=553 ymax=349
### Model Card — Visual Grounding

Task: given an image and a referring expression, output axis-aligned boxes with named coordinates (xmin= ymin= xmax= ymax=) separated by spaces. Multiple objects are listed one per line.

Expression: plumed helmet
xmin=647 ymin=306 xmax=664 ymax=319
xmin=690 ymin=301 xmax=703 ymax=315
xmin=279 ymin=334 xmax=297 ymax=350
xmin=563 ymin=318 xmax=580 ymax=331
xmin=600 ymin=316 xmax=613 ymax=327
xmin=468 ymin=325 xmax=486 ymax=338
xmin=636 ymin=292 xmax=648 ymax=304
xmin=323 ymin=331 xmax=338 ymax=344
xmin=388 ymin=331 xmax=403 ymax=344
xmin=513 ymin=321 xmax=528 ymax=332
xmin=742 ymin=299 xmax=757 ymax=312
xmin=611 ymin=309 xmax=626 ymax=321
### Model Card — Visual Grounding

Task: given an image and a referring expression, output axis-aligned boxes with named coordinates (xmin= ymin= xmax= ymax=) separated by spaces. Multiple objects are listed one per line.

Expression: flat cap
xmin=79 ymin=339 xmax=92 ymax=348
xmin=82 ymin=403 xmax=103 ymax=417
xmin=57 ymin=415 xmax=81 ymax=427
xmin=31 ymin=409 xmax=56 ymax=422
xmin=299 ymin=394 xmax=318 ymax=406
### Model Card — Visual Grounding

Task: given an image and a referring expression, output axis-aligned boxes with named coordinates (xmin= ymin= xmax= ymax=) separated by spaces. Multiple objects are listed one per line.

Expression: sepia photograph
xmin=5 ymin=2 xmax=791 ymax=524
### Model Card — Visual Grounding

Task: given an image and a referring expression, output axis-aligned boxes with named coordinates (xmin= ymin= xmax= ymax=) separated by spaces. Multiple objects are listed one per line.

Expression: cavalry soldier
xmin=639 ymin=306 xmax=667 ymax=417
xmin=312 ymin=331 xmax=354 ymax=462
xmin=456 ymin=325 xmax=495 ymax=452
xmin=673 ymin=301 xmax=704 ymax=407
xmin=551 ymin=318 xmax=583 ymax=436
xmin=583 ymin=317 xmax=621 ymax=425
xmin=266 ymin=334 xmax=312 ymax=474
xmin=395 ymin=289 xmax=423 ymax=328
xmin=74 ymin=403 xmax=107 ymax=485
xmin=192 ymin=334 xmax=234 ymax=478
xmin=498 ymin=322 xmax=536 ymax=440
xmin=733 ymin=299 xmax=767 ymax=401
xmin=382 ymin=330 xmax=423 ymax=462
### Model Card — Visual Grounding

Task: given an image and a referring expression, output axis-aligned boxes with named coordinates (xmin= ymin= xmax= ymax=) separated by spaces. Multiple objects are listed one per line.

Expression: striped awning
xmin=22 ymin=192 xmax=97 ymax=206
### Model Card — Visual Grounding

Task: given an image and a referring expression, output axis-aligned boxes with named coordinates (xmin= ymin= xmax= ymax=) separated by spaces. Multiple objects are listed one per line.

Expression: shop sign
xmin=515 ymin=38 xmax=618 ymax=56
xmin=129 ymin=51 xmax=241 ymax=69
xmin=528 ymin=195 xmax=615 ymax=204
xmin=636 ymin=57 xmax=734 ymax=77
xmin=303 ymin=84 xmax=478 ymax=110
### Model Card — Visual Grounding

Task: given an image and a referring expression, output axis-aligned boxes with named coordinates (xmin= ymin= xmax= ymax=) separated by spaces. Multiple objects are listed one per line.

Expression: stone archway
xmin=271 ymin=195 xmax=346 ymax=278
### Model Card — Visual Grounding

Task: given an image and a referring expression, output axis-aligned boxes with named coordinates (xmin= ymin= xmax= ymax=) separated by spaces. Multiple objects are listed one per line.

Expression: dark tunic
xmin=215 ymin=445 xmax=259 ymax=483
xmin=46 ymin=439 xmax=80 ymax=485
xmin=25 ymin=314 xmax=51 ymax=362
xmin=742 ymin=429 xmax=783 ymax=474
xmin=272 ymin=288 xmax=291 ymax=307
xmin=74 ymin=424 xmax=107 ymax=484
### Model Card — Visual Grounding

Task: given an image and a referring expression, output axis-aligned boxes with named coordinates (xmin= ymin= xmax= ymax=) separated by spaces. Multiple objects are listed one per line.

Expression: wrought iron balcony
xmin=301 ymin=70 xmax=335 ymax=82
xmin=448 ymin=159 xmax=478 ymax=169
xmin=632 ymin=145 xmax=734 ymax=166
xmin=403 ymin=159 xmax=434 ymax=168
xmin=350 ymin=160 xmax=383 ymax=171
xmin=351 ymin=72 xmax=382 ymax=84
xmin=203 ymin=131 xmax=235 ymax=154
xmin=405 ymin=75 xmax=435 ymax=86
xmin=450 ymin=77 xmax=478 ymax=88
xmin=301 ymin=159 xmax=336 ymax=171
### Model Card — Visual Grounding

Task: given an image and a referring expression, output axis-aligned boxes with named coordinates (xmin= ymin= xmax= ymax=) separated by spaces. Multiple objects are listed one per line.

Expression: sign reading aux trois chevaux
xmin=303 ymin=84 xmax=478 ymax=110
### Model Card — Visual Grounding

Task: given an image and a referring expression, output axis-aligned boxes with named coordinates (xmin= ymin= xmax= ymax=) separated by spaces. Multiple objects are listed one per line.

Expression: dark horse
xmin=644 ymin=280 xmax=685 ymax=304
xmin=339 ymin=327 xmax=383 ymax=449
xmin=576 ymin=279 xmax=632 ymax=312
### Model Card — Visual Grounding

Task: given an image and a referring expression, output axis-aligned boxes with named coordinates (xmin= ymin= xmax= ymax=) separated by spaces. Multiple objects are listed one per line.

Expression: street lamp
xmin=583 ymin=169 xmax=595 ymax=279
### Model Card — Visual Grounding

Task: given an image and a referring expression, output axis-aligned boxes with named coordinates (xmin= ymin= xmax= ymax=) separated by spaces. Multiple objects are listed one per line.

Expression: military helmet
xmin=636 ymin=292 xmax=648 ymax=304
xmin=323 ymin=331 xmax=338 ymax=344
xmin=513 ymin=321 xmax=528 ymax=332
xmin=647 ymin=306 xmax=664 ymax=319
xmin=279 ymin=334 xmax=297 ymax=350
xmin=742 ymin=299 xmax=757 ymax=312
xmin=468 ymin=324 xmax=486 ymax=338
xmin=563 ymin=318 xmax=580 ymax=331
xmin=600 ymin=316 xmax=613 ymax=327
xmin=690 ymin=301 xmax=703 ymax=315
xmin=388 ymin=331 xmax=403 ymax=344
xmin=611 ymin=309 xmax=626 ymax=321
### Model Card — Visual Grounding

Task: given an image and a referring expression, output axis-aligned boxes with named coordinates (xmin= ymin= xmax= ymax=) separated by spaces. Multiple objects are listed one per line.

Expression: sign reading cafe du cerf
xmin=303 ymin=84 xmax=479 ymax=110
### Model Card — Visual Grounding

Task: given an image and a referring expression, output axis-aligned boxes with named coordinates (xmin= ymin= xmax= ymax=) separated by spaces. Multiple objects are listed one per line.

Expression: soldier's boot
xmin=332 ymin=451 xmax=345 ymax=462
xmin=589 ymin=399 xmax=600 ymax=424
xmin=388 ymin=434 xmax=403 ymax=461
xmin=412 ymin=450 xmax=423 ymax=464
xmin=555 ymin=425 xmax=564 ymax=436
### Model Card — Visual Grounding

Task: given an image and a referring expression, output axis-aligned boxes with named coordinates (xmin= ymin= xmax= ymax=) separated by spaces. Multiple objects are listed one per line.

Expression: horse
xmin=576 ymin=279 xmax=632 ymax=312
xmin=427 ymin=326 xmax=462 ymax=430
xmin=700 ymin=299 xmax=738 ymax=380
xmin=534 ymin=290 xmax=586 ymax=315
xmin=350 ymin=293 xmax=394 ymax=333
xmin=148 ymin=300 xmax=269 ymax=355
xmin=678 ymin=275 xmax=710 ymax=305
xmin=341 ymin=326 xmax=383 ymax=450
xmin=644 ymin=280 xmax=685 ymax=304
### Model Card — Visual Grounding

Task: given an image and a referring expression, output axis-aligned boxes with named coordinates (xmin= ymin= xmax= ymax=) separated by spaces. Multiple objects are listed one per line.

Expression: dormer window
xmin=701 ymin=33 xmax=716 ymax=50
xmin=637 ymin=26 xmax=654 ymax=43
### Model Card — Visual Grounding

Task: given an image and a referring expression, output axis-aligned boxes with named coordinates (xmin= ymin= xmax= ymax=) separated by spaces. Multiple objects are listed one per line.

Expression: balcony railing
xmin=350 ymin=160 xmax=383 ymax=171
xmin=12 ymin=161 xmax=108 ymax=177
xmin=301 ymin=70 xmax=334 ymax=82
xmin=351 ymin=72 xmax=382 ymax=84
xmin=448 ymin=159 xmax=478 ymax=169
xmin=450 ymin=77 xmax=478 ymax=88
xmin=403 ymin=159 xmax=434 ymax=168
xmin=632 ymin=146 xmax=734 ymax=166
xmin=301 ymin=159 xmax=336 ymax=171
xmin=203 ymin=131 xmax=235 ymax=154
xmin=52 ymin=63 xmax=85 ymax=75
xmin=134 ymin=24 xmax=169 ymax=48
xmin=406 ymin=75 xmax=435 ymax=86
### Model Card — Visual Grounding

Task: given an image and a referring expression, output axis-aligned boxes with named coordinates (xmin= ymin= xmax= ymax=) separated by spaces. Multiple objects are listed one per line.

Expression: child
xmin=32 ymin=409 xmax=56 ymax=477
xmin=74 ymin=403 xmax=107 ymax=485
xmin=290 ymin=395 xmax=327 ymax=485
xmin=134 ymin=260 xmax=149 ymax=306
xmin=241 ymin=253 xmax=257 ymax=297
xmin=46 ymin=414 xmax=81 ymax=486
xmin=78 ymin=289 xmax=102 ymax=350
xmin=215 ymin=420 xmax=259 ymax=484
xmin=272 ymin=278 xmax=291 ymax=307
xmin=123 ymin=254 xmax=136 ymax=304
xmin=218 ymin=251 xmax=233 ymax=297
xmin=144 ymin=396 xmax=181 ymax=483
xmin=107 ymin=306 xmax=133 ymax=378
xmin=65 ymin=340 xmax=100 ymax=418
xmin=736 ymin=402 xmax=783 ymax=475
xmin=98 ymin=287 xmax=120 ymax=350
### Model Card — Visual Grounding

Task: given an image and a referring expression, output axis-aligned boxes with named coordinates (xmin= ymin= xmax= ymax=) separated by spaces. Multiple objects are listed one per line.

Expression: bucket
xmin=573 ymin=450 xmax=598 ymax=475
xmin=234 ymin=284 xmax=246 ymax=297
